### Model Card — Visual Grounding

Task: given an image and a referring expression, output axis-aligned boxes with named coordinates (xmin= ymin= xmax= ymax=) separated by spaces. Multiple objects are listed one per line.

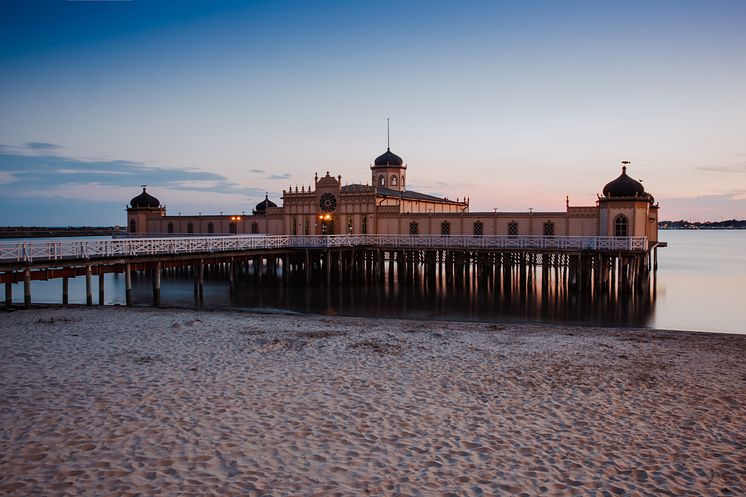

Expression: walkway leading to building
xmin=0 ymin=234 xmax=648 ymax=263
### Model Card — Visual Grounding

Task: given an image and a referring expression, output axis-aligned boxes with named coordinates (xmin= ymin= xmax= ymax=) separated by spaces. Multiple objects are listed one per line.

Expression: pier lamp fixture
xmin=528 ymin=207 xmax=534 ymax=213
xmin=493 ymin=208 xmax=498 ymax=213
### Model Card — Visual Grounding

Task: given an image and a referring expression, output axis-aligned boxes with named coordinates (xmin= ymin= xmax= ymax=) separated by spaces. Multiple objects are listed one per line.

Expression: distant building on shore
xmin=126 ymin=148 xmax=659 ymax=243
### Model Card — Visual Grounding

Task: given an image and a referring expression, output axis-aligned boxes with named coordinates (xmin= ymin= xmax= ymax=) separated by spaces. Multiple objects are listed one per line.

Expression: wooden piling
xmin=85 ymin=265 xmax=93 ymax=306
xmin=99 ymin=271 xmax=105 ymax=305
xmin=125 ymin=263 xmax=132 ymax=306
xmin=62 ymin=276 xmax=69 ymax=305
xmin=5 ymin=272 xmax=13 ymax=307
xmin=153 ymin=261 xmax=161 ymax=306
xmin=23 ymin=266 xmax=31 ymax=308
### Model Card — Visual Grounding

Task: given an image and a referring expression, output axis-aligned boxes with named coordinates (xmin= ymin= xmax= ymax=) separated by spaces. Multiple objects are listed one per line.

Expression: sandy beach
xmin=0 ymin=307 xmax=744 ymax=496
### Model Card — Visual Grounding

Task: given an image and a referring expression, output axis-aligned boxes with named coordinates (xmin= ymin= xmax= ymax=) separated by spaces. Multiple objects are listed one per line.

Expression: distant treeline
xmin=659 ymin=220 xmax=746 ymax=229
xmin=0 ymin=226 xmax=125 ymax=238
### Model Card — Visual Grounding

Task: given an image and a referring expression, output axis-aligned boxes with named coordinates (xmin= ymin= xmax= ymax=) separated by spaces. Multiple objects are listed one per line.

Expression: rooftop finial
xmin=141 ymin=184 xmax=147 ymax=192
xmin=621 ymin=160 xmax=630 ymax=174
xmin=387 ymin=118 xmax=390 ymax=151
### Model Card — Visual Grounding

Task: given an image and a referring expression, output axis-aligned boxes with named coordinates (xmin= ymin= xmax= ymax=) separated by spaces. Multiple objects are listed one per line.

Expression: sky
xmin=1 ymin=0 xmax=745 ymax=225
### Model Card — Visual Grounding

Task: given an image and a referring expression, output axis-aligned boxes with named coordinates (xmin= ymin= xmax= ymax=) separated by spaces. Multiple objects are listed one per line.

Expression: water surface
xmin=4 ymin=231 xmax=744 ymax=334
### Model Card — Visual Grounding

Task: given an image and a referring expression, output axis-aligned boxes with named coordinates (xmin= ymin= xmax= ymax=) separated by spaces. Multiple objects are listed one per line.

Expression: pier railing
xmin=0 ymin=235 xmax=648 ymax=263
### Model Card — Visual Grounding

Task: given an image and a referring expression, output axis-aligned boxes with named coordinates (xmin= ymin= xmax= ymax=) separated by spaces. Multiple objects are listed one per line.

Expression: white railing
xmin=0 ymin=235 xmax=648 ymax=263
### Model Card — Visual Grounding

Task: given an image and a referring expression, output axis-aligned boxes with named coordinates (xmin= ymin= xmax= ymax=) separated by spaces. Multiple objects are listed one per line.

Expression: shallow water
xmin=4 ymin=231 xmax=745 ymax=334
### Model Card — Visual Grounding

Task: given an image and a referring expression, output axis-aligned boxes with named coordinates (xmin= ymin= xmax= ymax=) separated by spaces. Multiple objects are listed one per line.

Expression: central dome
xmin=373 ymin=148 xmax=403 ymax=167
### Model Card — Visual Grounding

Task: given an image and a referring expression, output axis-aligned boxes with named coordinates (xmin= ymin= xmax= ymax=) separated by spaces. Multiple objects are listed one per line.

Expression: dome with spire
xmin=373 ymin=148 xmax=404 ymax=167
xmin=129 ymin=187 xmax=160 ymax=209
xmin=602 ymin=165 xmax=651 ymax=200
xmin=254 ymin=193 xmax=277 ymax=214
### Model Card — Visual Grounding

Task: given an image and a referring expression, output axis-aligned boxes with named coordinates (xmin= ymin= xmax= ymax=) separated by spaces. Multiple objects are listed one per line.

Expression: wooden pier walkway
xmin=0 ymin=235 xmax=657 ymax=308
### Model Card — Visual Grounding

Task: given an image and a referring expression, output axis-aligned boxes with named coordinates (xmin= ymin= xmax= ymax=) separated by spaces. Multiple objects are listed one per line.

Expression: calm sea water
xmin=4 ymin=231 xmax=745 ymax=334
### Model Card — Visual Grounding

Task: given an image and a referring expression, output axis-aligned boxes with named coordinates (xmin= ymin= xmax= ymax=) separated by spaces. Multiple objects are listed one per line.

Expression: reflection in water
xmin=123 ymin=261 xmax=655 ymax=328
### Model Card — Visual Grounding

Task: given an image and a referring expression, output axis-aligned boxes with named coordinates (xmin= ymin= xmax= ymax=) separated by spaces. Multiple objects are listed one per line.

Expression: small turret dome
xmin=373 ymin=148 xmax=404 ymax=167
xmin=254 ymin=193 xmax=277 ymax=213
xmin=130 ymin=187 xmax=160 ymax=208
xmin=603 ymin=165 xmax=647 ymax=199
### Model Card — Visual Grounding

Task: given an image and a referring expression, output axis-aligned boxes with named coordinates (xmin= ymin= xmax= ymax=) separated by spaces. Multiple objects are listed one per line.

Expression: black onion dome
xmin=373 ymin=148 xmax=404 ymax=167
xmin=603 ymin=166 xmax=646 ymax=198
xmin=130 ymin=187 xmax=160 ymax=208
xmin=254 ymin=193 xmax=277 ymax=213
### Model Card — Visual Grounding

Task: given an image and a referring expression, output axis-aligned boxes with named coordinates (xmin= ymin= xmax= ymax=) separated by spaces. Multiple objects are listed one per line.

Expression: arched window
xmin=361 ymin=216 xmax=367 ymax=234
xmin=167 ymin=222 xmax=174 ymax=234
xmin=229 ymin=222 xmax=237 ymax=234
xmin=543 ymin=221 xmax=555 ymax=236
xmin=391 ymin=175 xmax=398 ymax=186
xmin=129 ymin=219 xmax=136 ymax=233
xmin=614 ymin=214 xmax=628 ymax=237
xmin=441 ymin=221 xmax=451 ymax=235
xmin=207 ymin=222 xmax=214 ymax=234
xmin=292 ymin=217 xmax=297 ymax=235
xmin=187 ymin=222 xmax=194 ymax=234
xmin=347 ymin=215 xmax=353 ymax=234
xmin=251 ymin=222 xmax=259 ymax=234
xmin=508 ymin=221 xmax=518 ymax=236
xmin=409 ymin=221 xmax=419 ymax=235
xmin=473 ymin=221 xmax=484 ymax=236
xmin=304 ymin=218 xmax=309 ymax=235
xmin=379 ymin=175 xmax=386 ymax=186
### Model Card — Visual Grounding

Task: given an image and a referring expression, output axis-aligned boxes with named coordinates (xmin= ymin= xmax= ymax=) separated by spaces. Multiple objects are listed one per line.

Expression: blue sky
xmin=1 ymin=0 xmax=745 ymax=225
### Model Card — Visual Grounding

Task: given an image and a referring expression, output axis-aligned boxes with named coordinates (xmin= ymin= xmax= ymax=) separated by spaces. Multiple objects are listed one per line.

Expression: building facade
xmin=126 ymin=149 xmax=659 ymax=243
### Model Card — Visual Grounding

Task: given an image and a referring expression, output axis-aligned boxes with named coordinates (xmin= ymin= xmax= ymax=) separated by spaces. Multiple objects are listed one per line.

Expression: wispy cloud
xmin=25 ymin=142 xmax=60 ymax=151
xmin=696 ymin=161 xmax=746 ymax=174
xmin=250 ymin=168 xmax=265 ymax=174
xmin=266 ymin=173 xmax=291 ymax=180
xmin=0 ymin=148 xmax=274 ymax=224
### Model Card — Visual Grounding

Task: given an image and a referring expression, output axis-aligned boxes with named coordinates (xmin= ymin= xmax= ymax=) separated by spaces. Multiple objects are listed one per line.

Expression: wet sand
xmin=1 ymin=306 xmax=744 ymax=496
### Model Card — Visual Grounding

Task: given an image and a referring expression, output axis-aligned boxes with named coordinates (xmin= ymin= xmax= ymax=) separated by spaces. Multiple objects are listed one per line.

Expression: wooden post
xmin=98 ymin=270 xmax=105 ymax=305
xmin=325 ymin=250 xmax=331 ymax=286
xmin=85 ymin=265 xmax=92 ymax=306
xmin=23 ymin=267 xmax=31 ymax=308
xmin=305 ymin=249 xmax=311 ymax=284
xmin=228 ymin=260 xmax=235 ymax=293
xmin=62 ymin=276 xmax=69 ymax=305
xmin=5 ymin=272 xmax=13 ymax=307
xmin=153 ymin=261 xmax=161 ymax=306
xmin=125 ymin=263 xmax=132 ymax=306
xmin=198 ymin=259 xmax=204 ymax=300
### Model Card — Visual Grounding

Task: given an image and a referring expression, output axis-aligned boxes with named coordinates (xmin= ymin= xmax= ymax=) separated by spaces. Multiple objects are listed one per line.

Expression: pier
xmin=0 ymin=234 xmax=660 ymax=308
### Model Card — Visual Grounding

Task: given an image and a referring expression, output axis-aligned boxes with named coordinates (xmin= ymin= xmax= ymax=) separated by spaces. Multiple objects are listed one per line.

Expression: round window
xmin=319 ymin=193 xmax=337 ymax=212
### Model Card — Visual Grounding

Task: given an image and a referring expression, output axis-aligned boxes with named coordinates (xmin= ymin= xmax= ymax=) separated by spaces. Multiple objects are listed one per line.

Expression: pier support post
xmin=62 ymin=276 xmax=69 ymax=305
xmin=5 ymin=272 xmax=13 ymax=307
xmin=99 ymin=270 xmax=105 ymax=305
xmin=153 ymin=261 xmax=161 ymax=307
xmin=85 ymin=265 xmax=92 ymax=306
xmin=125 ymin=263 xmax=132 ymax=306
xmin=305 ymin=249 xmax=311 ymax=284
xmin=23 ymin=267 xmax=31 ymax=308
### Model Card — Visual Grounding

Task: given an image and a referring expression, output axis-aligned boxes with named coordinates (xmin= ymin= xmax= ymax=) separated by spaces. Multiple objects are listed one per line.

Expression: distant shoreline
xmin=0 ymin=227 xmax=123 ymax=239
xmin=659 ymin=220 xmax=746 ymax=229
